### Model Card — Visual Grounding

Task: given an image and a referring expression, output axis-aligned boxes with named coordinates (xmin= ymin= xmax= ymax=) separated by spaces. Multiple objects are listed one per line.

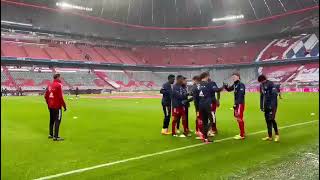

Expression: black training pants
xmin=49 ymin=108 xmax=62 ymax=138
xmin=162 ymin=105 xmax=171 ymax=129
xmin=264 ymin=107 xmax=279 ymax=137
xmin=199 ymin=105 xmax=213 ymax=139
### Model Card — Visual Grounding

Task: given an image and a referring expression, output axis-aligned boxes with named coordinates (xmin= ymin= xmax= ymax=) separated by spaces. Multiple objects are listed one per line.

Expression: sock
xmin=182 ymin=116 xmax=188 ymax=134
xmin=212 ymin=122 xmax=217 ymax=132
xmin=172 ymin=118 xmax=177 ymax=135
xmin=238 ymin=119 xmax=245 ymax=137
xmin=196 ymin=119 xmax=199 ymax=132
xmin=198 ymin=119 xmax=203 ymax=133
xmin=176 ymin=117 xmax=180 ymax=130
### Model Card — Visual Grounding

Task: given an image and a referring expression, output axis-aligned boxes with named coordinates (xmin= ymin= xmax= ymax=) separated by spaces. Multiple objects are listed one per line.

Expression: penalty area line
xmin=33 ymin=120 xmax=319 ymax=180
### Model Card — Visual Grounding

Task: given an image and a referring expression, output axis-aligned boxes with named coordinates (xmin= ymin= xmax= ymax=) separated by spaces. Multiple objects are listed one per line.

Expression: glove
xmin=63 ymin=107 xmax=67 ymax=112
xmin=233 ymin=104 xmax=237 ymax=109
xmin=223 ymin=82 xmax=228 ymax=88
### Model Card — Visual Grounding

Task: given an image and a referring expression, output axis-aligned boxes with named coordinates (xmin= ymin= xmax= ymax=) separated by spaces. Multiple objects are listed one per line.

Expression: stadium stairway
xmin=43 ymin=47 xmax=52 ymax=59
xmin=94 ymin=71 xmax=118 ymax=89
xmin=23 ymin=44 xmax=51 ymax=60
xmin=77 ymin=45 xmax=106 ymax=63
xmin=123 ymin=50 xmax=140 ymax=64
xmin=93 ymin=47 xmax=123 ymax=64
xmin=103 ymin=48 xmax=123 ymax=64
xmin=61 ymin=44 xmax=86 ymax=61
xmin=108 ymin=48 xmax=136 ymax=65
xmin=92 ymin=47 xmax=109 ymax=63
xmin=1 ymin=41 xmax=28 ymax=58
xmin=44 ymin=46 xmax=71 ymax=60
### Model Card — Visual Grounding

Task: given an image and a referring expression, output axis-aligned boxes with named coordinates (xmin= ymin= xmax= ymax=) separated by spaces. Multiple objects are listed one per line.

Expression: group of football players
xmin=160 ymin=72 xmax=280 ymax=144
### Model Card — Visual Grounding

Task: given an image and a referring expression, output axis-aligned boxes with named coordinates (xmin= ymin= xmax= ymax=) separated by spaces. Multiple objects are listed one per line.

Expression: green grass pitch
xmin=1 ymin=92 xmax=319 ymax=180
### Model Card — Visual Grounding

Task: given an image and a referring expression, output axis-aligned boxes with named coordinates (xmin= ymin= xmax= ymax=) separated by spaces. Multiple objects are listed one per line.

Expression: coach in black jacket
xmin=258 ymin=75 xmax=280 ymax=142
xmin=160 ymin=74 xmax=175 ymax=135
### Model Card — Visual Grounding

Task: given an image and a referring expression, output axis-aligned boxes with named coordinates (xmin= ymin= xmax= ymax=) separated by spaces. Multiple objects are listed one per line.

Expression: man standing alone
xmin=258 ymin=75 xmax=280 ymax=142
xmin=45 ymin=74 xmax=67 ymax=141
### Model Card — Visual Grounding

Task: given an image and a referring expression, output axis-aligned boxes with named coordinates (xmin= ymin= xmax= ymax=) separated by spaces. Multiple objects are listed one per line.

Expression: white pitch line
xmin=33 ymin=120 xmax=319 ymax=180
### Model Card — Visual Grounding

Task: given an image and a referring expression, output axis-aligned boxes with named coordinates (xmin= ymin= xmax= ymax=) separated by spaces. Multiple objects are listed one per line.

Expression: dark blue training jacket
xmin=172 ymin=84 xmax=188 ymax=108
xmin=198 ymin=81 xmax=214 ymax=109
xmin=160 ymin=82 xmax=172 ymax=106
xmin=208 ymin=81 xmax=221 ymax=103
xmin=225 ymin=80 xmax=245 ymax=105
xmin=260 ymin=80 xmax=278 ymax=110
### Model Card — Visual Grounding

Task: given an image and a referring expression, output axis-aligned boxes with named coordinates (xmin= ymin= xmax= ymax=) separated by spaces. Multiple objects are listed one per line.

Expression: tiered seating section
xmin=256 ymin=33 xmax=319 ymax=61
xmin=10 ymin=71 xmax=52 ymax=88
xmin=1 ymin=69 xmax=9 ymax=86
xmin=94 ymin=70 xmax=158 ymax=91
xmin=1 ymin=41 xmax=28 ymax=58
xmin=1 ymin=67 xmax=115 ymax=91
xmin=259 ymin=63 xmax=319 ymax=86
xmin=1 ymin=66 xmax=16 ymax=88
xmin=1 ymin=63 xmax=318 ymax=92
xmin=56 ymin=68 xmax=113 ymax=89
xmin=1 ymin=33 xmax=319 ymax=66
xmin=1 ymin=32 xmax=319 ymax=92
xmin=133 ymin=42 xmax=269 ymax=66
xmin=1 ymin=41 xmax=143 ymax=64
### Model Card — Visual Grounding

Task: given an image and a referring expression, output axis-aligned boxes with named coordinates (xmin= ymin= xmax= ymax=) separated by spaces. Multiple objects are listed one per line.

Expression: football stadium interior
xmin=1 ymin=0 xmax=319 ymax=179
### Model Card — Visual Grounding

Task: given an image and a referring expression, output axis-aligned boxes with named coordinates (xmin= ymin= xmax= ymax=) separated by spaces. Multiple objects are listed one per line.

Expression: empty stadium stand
xmin=1 ymin=30 xmax=319 ymax=93
xmin=259 ymin=63 xmax=319 ymax=86
xmin=256 ymin=33 xmax=319 ymax=61
xmin=44 ymin=46 xmax=71 ymax=60
xmin=92 ymin=47 xmax=122 ymax=64
xmin=1 ymin=33 xmax=319 ymax=66
xmin=1 ymin=41 xmax=28 ymax=58
xmin=1 ymin=62 xmax=318 ymax=93
xmin=56 ymin=68 xmax=113 ymax=89
xmin=10 ymin=71 xmax=52 ymax=87
xmin=23 ymin=44 xmax=51 ymax=59
xmin=1 ymin=67 xmax=115 ymax=91
xmin=60 ymin=44 xmax=86 ymax=61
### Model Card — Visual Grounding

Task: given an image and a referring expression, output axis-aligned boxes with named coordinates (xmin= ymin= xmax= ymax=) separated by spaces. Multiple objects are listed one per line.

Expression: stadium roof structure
xmin=1 ymin=0 xmax=319 ymax=43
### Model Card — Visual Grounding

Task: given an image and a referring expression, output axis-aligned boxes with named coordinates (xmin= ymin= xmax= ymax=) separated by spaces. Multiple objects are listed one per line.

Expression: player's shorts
xmin=172 ymin=106 xmax=186 ymax=117
xmin=234 ymin=104 xmax=245 ymax=119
